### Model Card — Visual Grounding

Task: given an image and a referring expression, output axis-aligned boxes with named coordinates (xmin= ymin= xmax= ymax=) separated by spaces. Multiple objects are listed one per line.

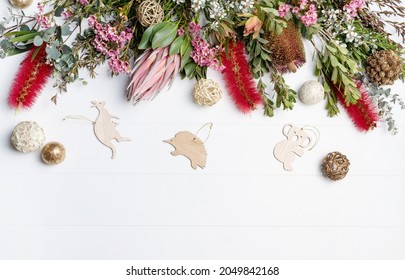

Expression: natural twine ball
xmin=41 ymin=142 xmax=66 ymax=165
xmin=9 ymin=0 xmax=34 ymax=9
xmin=11 ymin=121 xmax=46 ymax=153
xmin=322 ymin=151 xmax=350 ymax=181
xmin=193 ymin=79 xmax=222 ymax=106
xmin=137 ymin=0 xmax=164 ymax=27
xmin=298 ymin=80 xmax=324 ymax=105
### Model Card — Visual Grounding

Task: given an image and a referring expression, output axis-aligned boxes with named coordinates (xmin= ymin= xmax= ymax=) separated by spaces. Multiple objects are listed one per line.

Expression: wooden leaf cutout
xmin=91 ymin=101 xmax=131 ymax=159
xmin=163 ymin=131 xmax=207 ymax=169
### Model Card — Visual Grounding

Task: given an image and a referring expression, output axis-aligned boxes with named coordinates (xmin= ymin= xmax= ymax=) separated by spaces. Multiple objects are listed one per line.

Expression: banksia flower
xmin=331 ymin=81 xmax=379 ymax=132
xmin=366 ymin=50 xmax=403 ymax=85
xmin=265 ymin=21 xmax=306 ymax=74
xmin=221 ymin=41 xmax=262 ymax=113
xmin=126 ymin=47 xmax=180 ymax=105
xmin=8 ymin=45 xmax=53 ymax=109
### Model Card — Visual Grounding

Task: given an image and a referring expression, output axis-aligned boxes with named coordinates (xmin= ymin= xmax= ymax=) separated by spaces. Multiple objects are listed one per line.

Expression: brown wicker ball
xmin=137 ymin=0 xmax=164 ymax=27
xmin=322 ymin=151 xmax=350 ymax=181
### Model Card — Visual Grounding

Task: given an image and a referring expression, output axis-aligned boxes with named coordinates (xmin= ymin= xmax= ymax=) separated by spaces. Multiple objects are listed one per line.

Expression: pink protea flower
xmin=126 ymin=47 xmax=181 ymax=104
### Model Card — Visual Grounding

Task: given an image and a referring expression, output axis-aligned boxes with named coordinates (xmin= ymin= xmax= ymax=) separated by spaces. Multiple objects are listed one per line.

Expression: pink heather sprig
xmin=277 ymin=1 xmax=318 ymax=27
xmin=35 ymin=3 xmax=54 ymax=29
xmin=343 ymin=0 xmax=365 ymax=20
xmin=188 ymin=22 xmax=224 ymax=71
xmin=88 ymin=15 xmax=133 ymax=75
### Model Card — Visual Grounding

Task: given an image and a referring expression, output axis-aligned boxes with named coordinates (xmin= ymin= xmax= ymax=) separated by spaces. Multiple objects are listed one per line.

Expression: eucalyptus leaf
xmin=20 ymin=25 xmax=30 ymax=31
xmin=54 ymin=6 xmax=64 ymax=17
xmin=61 ymin=25 xmax=71 ymax=36
xmin=33 ymin=35 xmax=43 ymax=46
xmin=46 ymin=46 xmax=61 ymax=60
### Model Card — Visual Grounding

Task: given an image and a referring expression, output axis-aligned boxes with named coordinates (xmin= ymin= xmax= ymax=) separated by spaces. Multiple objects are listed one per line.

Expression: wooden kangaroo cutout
xmin=91 ymin=101 xmax=131 ymax=159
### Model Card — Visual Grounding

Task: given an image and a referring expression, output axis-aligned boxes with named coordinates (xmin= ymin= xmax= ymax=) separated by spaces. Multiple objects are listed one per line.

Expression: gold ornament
xmin=193 ymin=79 xmax=222 ymax=106
xmin=137 ymin=0 xmax=164 ymax=27
xmin=9 ymin=0 xmax=34 ymax=9
xmin=366 ymin=50 xmax=403 ymax=85
xmin=322 ymin=151 xmax=350 ymax=181
xmin=41 ymin=142 xmax=66 ymax=165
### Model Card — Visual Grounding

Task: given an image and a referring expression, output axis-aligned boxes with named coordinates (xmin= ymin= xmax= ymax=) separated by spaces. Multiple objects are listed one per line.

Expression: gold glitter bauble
xmin=9 ymin=0 xmax=34 ymax=9
xmin=137 ymin=0 xmax=164 ymax=27
xmin=41 ymin=142 xmax=66 ymax=165
xmin=322 ymin=151 xmax=350 ymax=181
xmin=193 ymin=79 xmax=222 ymax=106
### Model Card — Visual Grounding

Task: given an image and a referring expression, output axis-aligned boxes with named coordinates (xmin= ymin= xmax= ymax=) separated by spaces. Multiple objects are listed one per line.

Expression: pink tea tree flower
xmin=188 ymin=22 xmax=224 ymax=71
xmin=88 ymin=15 xmax=133 ymax=75
xmin=344 ymin=0 xmax=365 ymax=19
xmin=277 ymin=1 xmax=318 ymax=27
xmin=35 ymin=2 xmax=54 ymax=29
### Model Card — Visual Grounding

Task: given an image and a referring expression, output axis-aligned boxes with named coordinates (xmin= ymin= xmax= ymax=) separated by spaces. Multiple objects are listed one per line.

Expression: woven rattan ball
xmin=193 ymin=79 xmax=222 ymax=106
xmin=322 ymin=151 xmax=350 ymax=181
xmin=137 ymin=0 xmax=164 ymax=27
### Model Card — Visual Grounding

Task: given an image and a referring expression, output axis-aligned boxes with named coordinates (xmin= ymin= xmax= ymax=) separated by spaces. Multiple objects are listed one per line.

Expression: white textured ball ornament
xmin=9 ymin=0 xmax=34 ymax=9
xmin=298 ymin=80 xmax=324 ymax=105
xmin=11 ymin=121 xmax=46 ymax=153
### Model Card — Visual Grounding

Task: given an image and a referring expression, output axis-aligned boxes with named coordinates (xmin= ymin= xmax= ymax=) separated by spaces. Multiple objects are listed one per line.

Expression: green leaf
xmin=326 ymin=44 xmax=337 ymax=53
xmin=150 ymin=22 xmax=168 ymax=37
xmin=151 ymin=23 xmax=178 ymax=49
xmin=9 ymin=32 xmax=39 ymax=43
xmin=180 ymin=36 xmax=190 ymax=56
xmin=4 ymin=30 xmax=36 ymax=38
xmin=331 ymin=67 xmax=338 ymax=82
xmin=169 ymin=35 xmax=184 ymax=56
xmin=54 ymin=6 xmax=64 ymax=17
xmin=138 ymin=24 xmax=154 ymax=49
xmin=20 ymin=25 xmax=30 ymax=32
xmin=61 ymin=25 xmax=71 ymax=36
xmin=180 ymin=45 xmax=192 ymax=69
xmin=33 ymin=35 xmax=43 ymax=46
xmin=46 ymin=46 xmax=61 ymax=60
xmin=330 ymin=55 xmax=338 ymax=67
xmin=184 ymin=62 xmax=197 ymax=77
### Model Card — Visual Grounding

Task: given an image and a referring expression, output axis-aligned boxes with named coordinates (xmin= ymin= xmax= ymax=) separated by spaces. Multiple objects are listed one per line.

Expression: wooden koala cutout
xmin=91 ymin=101 xmax=131 ymax=159
xmin=163 ymin=131 xmax=207 ymax=170
xmin=273 ymin=123 xmax=316 ymax=171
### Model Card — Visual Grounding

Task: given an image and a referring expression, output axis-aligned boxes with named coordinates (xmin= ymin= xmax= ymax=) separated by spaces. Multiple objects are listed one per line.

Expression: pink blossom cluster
xmin=277 ymin=0 xmax=318 ymax=27
xmin=35 ymin=3 xmax=54 ymax=29
xmin=88 ymin=15 xmax=133 ymax=75
xmin=78 ymin=0 xmax=89 ymax=5
xmin=61 ymin=10 xmax=73 ymax=19
xmin=188 ymin=22 xmax=224 ymax=71
xmin=343 ymin=0 xmax=365 ymax=19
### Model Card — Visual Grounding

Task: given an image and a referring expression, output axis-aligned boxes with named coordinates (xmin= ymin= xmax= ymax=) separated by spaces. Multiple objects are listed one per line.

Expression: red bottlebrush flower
xmin=8 ymin=45 xmax=53 ymax=109
xmin=332 ymin=81 xmax=379 ymax=132
xmin=221 ymin=41 xmax=262 ymax=113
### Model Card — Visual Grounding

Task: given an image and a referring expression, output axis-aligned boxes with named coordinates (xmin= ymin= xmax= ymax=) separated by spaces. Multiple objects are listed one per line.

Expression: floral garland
xmin=0 ymin=0 xmax=404 ymax=133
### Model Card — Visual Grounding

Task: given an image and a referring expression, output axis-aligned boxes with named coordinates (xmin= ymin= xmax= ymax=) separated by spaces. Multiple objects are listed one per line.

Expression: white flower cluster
xmin=233 ymin=0 xmax=254 ymax=13
xmin=172 ymin=0 xmax=185 ymax=4
xmin=209 ymin=0 xmax=227 ymax=20
xmin=191 ymin=0 xmax=206 ymax=13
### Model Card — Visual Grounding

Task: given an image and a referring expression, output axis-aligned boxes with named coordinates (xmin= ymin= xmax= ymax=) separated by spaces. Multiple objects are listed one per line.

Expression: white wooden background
xmin=0 ymin=2 xmax=404 ymax=259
